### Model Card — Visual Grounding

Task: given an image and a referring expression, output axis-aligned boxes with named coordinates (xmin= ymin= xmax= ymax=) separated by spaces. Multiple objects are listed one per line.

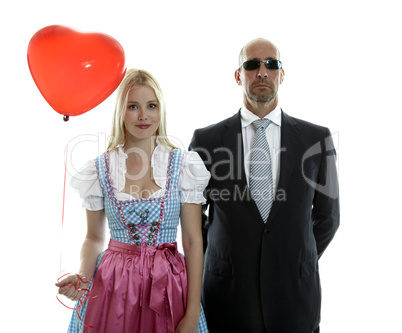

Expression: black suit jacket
xmin=189 ymin=110 xmax=340 ymax=333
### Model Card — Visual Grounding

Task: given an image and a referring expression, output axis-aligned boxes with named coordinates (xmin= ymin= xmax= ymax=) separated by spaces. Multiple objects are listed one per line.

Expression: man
xmin=189 ymin=38 xmax=340 ymax=332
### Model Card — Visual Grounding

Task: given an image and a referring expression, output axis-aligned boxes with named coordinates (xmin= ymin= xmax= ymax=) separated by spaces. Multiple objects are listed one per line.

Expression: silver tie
xmin=249 ymin=119 xmax=273 ymax=222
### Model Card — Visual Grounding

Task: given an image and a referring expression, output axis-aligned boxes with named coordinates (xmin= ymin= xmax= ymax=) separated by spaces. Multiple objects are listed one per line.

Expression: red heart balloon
xmin=27 ymin=25 xmax=126 ymax=120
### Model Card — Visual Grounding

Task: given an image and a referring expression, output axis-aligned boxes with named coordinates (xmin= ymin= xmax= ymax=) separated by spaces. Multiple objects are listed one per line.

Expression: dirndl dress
xmin=67 ymin=148 xmax=209 ymax=333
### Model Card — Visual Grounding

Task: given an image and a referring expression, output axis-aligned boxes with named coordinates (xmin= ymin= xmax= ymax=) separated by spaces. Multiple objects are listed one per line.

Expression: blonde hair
xmin=107 ymin=68 xmax=177 ymax=151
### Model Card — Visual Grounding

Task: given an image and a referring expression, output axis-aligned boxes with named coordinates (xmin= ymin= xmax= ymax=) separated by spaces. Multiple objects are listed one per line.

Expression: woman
xmin=56 ymin=69 xmax=210 ymax=333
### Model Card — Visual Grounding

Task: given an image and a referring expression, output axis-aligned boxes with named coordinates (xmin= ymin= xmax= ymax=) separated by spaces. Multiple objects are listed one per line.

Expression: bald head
xmin=234 ymin=38 xmax=285 ymax=117
xmin=238 ymin=38 xmax=281 ymax=68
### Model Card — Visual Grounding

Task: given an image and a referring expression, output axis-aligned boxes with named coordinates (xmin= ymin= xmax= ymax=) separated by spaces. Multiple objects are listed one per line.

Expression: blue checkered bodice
xmin=95 ymin=149 xmax=184 ymax=246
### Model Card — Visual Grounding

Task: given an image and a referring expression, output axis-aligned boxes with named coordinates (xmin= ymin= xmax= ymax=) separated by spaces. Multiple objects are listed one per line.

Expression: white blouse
xmin=70 ymin=144 xmax=211 ymax=211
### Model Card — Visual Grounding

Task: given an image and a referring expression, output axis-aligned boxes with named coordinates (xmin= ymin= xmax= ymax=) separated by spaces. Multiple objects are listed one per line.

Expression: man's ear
xmin=280 ymin=68 xmax=285 ymax=84
xmin=235 ymin=69 xmax=242 ymax=86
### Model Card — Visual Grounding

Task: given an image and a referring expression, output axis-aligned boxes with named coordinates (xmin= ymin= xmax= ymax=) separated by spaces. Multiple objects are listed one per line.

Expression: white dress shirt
xmin=241 ymin=105 xmax=282 ymax=193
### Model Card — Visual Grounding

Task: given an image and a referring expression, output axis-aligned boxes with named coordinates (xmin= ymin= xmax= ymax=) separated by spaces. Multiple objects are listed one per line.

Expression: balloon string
xmin=56 ymin=273 xmax=102 ymax=329
xmin=58 ymin=151 xmax=101 ymax=328
xmin=61 ymin=146 xmax=68 ymax=271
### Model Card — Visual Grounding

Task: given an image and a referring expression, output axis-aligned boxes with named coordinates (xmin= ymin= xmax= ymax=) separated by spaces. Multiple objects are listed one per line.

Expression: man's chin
xmin=250 ymin=95 xmax=275 ymax=103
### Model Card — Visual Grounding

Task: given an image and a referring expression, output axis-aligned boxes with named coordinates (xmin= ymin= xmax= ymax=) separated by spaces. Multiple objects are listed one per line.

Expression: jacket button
xmin=264 ymin=229 xmax=270 ymax=235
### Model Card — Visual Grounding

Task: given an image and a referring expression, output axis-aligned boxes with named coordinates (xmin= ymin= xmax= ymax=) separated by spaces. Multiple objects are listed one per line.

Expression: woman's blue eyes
xmin=128 ymin=104 xmax=157 ymax=109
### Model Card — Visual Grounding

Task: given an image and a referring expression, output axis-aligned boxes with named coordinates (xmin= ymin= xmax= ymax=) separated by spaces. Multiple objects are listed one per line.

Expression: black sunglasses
xmin=241 ymin=60 xmax=282 ymax=71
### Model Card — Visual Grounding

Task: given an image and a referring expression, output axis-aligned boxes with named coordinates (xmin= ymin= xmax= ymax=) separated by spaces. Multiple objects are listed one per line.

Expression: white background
xmin=1 ymin=0 xmax=401 ymax=331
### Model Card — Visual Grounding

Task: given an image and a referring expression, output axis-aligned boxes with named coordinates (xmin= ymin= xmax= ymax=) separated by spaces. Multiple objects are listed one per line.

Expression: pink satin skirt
xmin=83 ymin=239 xmax=188 ymax=333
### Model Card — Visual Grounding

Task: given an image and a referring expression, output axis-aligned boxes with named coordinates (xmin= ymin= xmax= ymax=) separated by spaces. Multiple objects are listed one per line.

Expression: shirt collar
xmin=240 ymin=104 xmax=282 ymax=128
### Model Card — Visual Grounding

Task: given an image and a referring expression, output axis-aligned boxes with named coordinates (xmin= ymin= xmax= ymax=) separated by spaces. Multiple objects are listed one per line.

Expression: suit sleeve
xmin=312 ymin=128 xmax=340 ymax=258
xmin=189 ymin=129 xmax=211 ymax=253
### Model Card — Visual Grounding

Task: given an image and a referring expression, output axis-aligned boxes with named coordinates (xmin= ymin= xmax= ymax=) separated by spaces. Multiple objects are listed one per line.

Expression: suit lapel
xmin=221 ymin=111 xmax=265 ymax=224
xmin=220 ymin=110 xmax=300 ymax=226
xmin=266 ymin=111 xmax=300 ymax=226
xmin=221 ymin=111 xmax=248 ymax=189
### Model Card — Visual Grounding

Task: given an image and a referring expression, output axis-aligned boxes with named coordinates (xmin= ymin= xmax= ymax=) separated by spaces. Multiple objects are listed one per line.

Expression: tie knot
xmin=252 ymin=118 xmax=271 ymax=131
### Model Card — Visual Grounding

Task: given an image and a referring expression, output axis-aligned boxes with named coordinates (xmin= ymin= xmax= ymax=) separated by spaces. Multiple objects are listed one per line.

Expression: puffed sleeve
xmin=180 ymin=151 xmax=211 ymax=204
xmin=69 ymin=159 xmax=104 ymax=211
